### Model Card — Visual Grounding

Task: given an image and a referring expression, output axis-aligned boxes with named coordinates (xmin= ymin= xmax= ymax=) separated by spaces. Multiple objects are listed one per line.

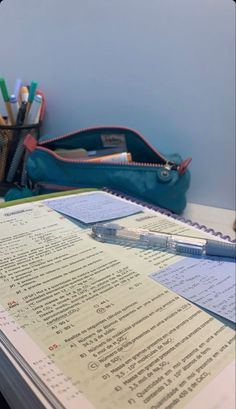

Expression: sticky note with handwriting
xmin=151 ymin=257 xmax=236 ymax=323
xmin=44 ymin=192 xmax=142 ymax=224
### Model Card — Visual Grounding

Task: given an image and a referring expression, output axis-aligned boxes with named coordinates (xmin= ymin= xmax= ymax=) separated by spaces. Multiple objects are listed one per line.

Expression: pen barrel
xmin=26 ymin=96 xmax=42 ymax=125
xmin=141 ymin=233 xmax=168 ymax=247
xmin=206 ymin=240 xmax=236 ymax=259
xmin=0 ymin=121 xmax=41 ymax=184
xmin=92 ymin=224 xmax=236 ymax=259
xmin=6 ymin=132 xmax=27 ymax=183
xmin=16 ymin=103 xmax=27 ymax=126
xmin=0 ymin=130 xmax=9 ymax=182
xmin=25 ymin=102 xmax=32 ymax=117
xmin=10 ymin=100 xmax=19 ymax=124
xmin=0 ymin=89 xmax=45 ymax=187
xmin=5 ymin=102 xmax=15 ymax=125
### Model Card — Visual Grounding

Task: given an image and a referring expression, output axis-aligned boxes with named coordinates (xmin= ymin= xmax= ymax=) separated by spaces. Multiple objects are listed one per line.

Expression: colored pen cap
xmin=28 ymin=81 xmax=38 ymax=102
xmin=34 ymin=94 xmax=42 ymax=103
xmin=20 ymin=86 xmax=29 ymax=102
xmin=9 ymin=94 xmax=17 ymax=103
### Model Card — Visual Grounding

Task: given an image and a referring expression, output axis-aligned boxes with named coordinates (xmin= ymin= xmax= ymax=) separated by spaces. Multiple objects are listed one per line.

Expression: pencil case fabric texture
xmin=24 ymin=126 xmax=191 ymax=214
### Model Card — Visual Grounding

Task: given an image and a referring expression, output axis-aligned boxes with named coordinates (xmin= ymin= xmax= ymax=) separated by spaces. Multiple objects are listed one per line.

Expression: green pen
xmin=0 ymin=77 xmax=14 ymax=124
xmin=28 ymin=80 xmax=38 ymax=103
xmin=0 ymin=77 xmax=10 ymax=102
xmin=26 ymin=80 xmax=38 ymax=117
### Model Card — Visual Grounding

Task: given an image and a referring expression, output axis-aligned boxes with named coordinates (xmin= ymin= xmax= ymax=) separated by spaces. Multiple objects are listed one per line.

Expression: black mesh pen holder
xmin=0 ymin=120 xmax=41 ymax=187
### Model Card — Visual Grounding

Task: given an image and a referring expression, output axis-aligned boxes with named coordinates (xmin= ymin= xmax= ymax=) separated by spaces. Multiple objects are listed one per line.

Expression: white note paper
xmin=44 ymin=192 xmax=142 ymax=223
xmin=151 ymin=257 xmax=236 ymax=323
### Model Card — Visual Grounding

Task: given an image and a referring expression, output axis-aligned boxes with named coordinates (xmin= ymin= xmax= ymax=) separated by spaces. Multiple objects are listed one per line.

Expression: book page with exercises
xmin=0 ymin=193 xmax=235 ymax=409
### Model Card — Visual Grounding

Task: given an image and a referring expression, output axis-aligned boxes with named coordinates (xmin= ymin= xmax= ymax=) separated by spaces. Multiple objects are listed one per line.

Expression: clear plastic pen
xmin=91 ymin=223 xmax=236 ymax=259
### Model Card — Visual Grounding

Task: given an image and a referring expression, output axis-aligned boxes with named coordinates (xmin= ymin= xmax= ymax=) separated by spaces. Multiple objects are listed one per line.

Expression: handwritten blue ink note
xmin=151 ymin=257 xmax=236 ymax=323
xmin=44 ymin=192 xmax=142 ymax=224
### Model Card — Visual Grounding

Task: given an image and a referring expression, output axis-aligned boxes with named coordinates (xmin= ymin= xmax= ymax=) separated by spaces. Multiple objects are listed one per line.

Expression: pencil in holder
xmin=0 ymin=128 xmax=9 ymax=182
xmin=0 ymin=121 xmax=41 ymax=185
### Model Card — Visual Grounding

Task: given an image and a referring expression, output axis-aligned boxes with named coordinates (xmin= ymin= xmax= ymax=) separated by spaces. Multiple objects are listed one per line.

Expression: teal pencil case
xmin=22 ymin=125 xmax=191 ymax=214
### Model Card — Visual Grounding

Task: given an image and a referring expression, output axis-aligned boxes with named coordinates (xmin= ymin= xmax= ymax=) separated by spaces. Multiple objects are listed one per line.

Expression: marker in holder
xmin=0 ymin=120 xmax=41 ymax=185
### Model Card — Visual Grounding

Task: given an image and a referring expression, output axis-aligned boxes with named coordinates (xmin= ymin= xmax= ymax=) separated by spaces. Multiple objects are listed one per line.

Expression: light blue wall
xmin=0 ymin=0 xmax=235 ymax=209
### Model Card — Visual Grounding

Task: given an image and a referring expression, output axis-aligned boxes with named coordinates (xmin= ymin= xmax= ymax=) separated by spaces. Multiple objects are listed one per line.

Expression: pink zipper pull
xmin=178 ymin=157 xmax=192 ymax=175
xmin=24 ymin=133 xmax=38 ymax=152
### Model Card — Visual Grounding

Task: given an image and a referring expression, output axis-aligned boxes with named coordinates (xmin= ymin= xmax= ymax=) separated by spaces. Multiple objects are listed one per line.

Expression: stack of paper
xmin=0 ymin=191 xmax=235 ymax=409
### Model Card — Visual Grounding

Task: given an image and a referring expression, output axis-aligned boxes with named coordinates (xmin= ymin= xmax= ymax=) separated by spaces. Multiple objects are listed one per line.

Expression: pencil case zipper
xmin=26 ymin=125 xmax=191 ymax=174
xmin=34 ymin=146 xmax=177 ymax=170
xmin=33 ymin=153 xmax=180 ymax=193
xmin=23 ymin=125 xmax=192 ymax=213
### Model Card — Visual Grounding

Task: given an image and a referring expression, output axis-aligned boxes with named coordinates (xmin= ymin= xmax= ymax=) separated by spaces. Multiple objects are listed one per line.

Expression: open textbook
xmin=0 ymin=190 xmax=235 ymax=409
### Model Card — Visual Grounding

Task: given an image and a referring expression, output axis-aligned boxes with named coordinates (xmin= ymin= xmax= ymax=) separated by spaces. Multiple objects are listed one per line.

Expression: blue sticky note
xmin=44 ymin=192 xmax=142 ymax=224
xmin=151 ymin=257 xmax=236 ymax=324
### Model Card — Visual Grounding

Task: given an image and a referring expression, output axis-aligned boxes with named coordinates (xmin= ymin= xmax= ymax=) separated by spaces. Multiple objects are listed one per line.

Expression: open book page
xmin=96 ymin=206 xmax=235 ymax=325
xmin=0 ymin=195 xmax=235 ymax=409
xmin=89 ymin=198 xmax=235 ymax=325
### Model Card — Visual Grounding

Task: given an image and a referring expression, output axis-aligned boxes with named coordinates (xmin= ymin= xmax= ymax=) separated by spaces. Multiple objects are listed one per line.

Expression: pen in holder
xmin=0 ymin=120 xmax=42 ymax=186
